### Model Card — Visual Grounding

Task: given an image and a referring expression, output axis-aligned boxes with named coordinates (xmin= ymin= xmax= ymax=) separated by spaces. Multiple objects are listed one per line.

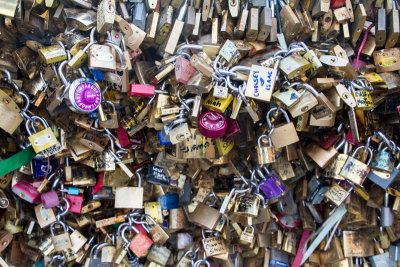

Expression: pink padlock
xmin=12 ymin=180 xmax=41 ymax=203
xmin=41 ymin=191 xmax=60 ymax=209
xmin=198 ymin=111 xmax=228 ymax=139
xmin=175 ymin=56 xmax=196 ymax=85
xmin=128 ymin=84 xmax=155 ymax=98
xmin=117 ymin=124 xmax=131 ymax=148
xmin=66 ymin=194 xmax=84 ymax=213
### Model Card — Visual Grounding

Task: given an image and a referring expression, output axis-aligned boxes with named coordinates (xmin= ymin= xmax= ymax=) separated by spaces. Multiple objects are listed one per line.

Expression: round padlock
xmin=41 ymin=190 xmax=60 ymax=209
xmin=198 ymin=111 xmax=228 ymax=139
xmin=68 ymin=78 xmax=102 ymax=113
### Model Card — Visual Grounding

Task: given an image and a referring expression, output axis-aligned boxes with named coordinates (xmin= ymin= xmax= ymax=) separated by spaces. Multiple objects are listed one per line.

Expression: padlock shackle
xmin=135 ymin=167 xmax=143 ymax=187
xmin=176 ymin=44 xmax=203 ymax=55
xmin=257 ymin=134 xmax=272 ymax=148
xmin=50 ymin=220 xmax=68 ymax=235
xmin=58 ymin=60 xmax=70 ymax=90
xmin=105 ymin=40 xmax=125 ymax=68
xmin=101 ymin=100 xmax=116 ymax=113
xmin=352 ymin=146 xmax=374 ymax=165
xmin=25 ymin=115 xmax=49 ymax=136
xmin=291 ymin=82 xmax=319 ymax=97
xmin=266 ymin=107 xmax=290 ymax=129
xmin=0 ymin=68 xmax=20 ymax=92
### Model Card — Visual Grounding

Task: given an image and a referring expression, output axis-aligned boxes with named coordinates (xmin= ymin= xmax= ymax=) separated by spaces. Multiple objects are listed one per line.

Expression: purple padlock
xmin=59 ymin=61 xmax=102 ymax=113
xmin=41 ymin=191 xmax=60 ymax=209
xmin=257 ymin=167 xmax=286 ymax=200
xmin=69 ymin=78 xmax=102 ymax=113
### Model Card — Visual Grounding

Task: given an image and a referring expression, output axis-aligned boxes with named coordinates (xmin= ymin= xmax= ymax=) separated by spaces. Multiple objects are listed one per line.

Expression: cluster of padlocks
xmin=0 ymin=0 xmax=400 ymax=266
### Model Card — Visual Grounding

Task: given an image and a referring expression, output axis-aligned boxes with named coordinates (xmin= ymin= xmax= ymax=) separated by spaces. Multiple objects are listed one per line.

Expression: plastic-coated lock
xmin=157 ymin=193 xmax=179 ymax=210
xmin=41 ymin=191 xmax=60 ymax=209
xmin=66 ymin=194 xmax=84 ymax=213
xmin=129 ymin=84 xmax=156 ymax=98
xmin=12 ymin=180 xmax=41 ymax=204
xmin=67 ymin=187 xmax=80 ymax=195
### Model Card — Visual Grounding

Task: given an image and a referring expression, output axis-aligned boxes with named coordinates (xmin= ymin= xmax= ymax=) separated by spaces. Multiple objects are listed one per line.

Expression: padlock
xmin=175 ymin=56 xmax=196 ymax=85
xmin=340 ymin=145 xmax=373 ymax=186
xmin=234 ymin=193 xmax=260 ymax=217
xmin=123 ymin=225 xmax=153 ymax=258
xmin=190 ymin=52 xmax=214 ymax=77
xmin=34 ymin=204 xmax=57 ymax=228
xmin=256 ymin=134 xmax=275 ymax=165
xmin=26 ymin=116 xmax=62 ymax=157
xmin=306 ymin=175 xmax=329 ymax=205
xmin=66 ymin=194 xmax=84 ymax=213
xmin=258 ymin=1 xmax=272 ymax=41
xmin=80 ymin=130 xmax=109 ymax=152
xmin=371 ymin=141 xmax=396 ymax=173
xmin=50 ymin=221 xmax=72 ymax=251
xmin=245 ymin=64 xmax=277 ymax=102
xmin=154 ymin=6 xmax=173 ymax=45
xmin=198 ymin=111 xmax=228 ymax=139
xmin=258 ymin=167 xmax=286 ymax=200
xmin=102 ymin=40 xmax=129 ymax=92
xmin=240 ymin=225 xmax=255 ymax=246
xmin=98 ymin=101 xmax=119 ymax=129
xmin=202 ymin=229 xmax=228 ymax=257
xmin=279 ymin=54 xmax=311 ymax=80
xmin=272 ymin=85 xmax=305 ymax=109
xmin=267 ymin=107 xmax=299 ymax=149
xmin=58 ymin=60 xmax=102 ymax=114
xmin=131 ymin=2 xmax=146 ymax=31
xmin=41 ymin=190 xmax=60 ymax=209
xmin=164 ymin=0 xmax=188 ymax=54
xmin=350 ymin=80 xmax=374 ymax=110
xmin=0 ymin=68 xmax=27 ymax=134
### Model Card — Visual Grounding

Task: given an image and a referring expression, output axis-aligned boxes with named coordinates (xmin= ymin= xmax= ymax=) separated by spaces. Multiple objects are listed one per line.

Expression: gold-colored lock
xmin=256 ymin=134 xmax=275 ymax=165
xmin=279 ymin=54 xmax=311 ymax=79
xmin=203 ymin=93 xmax=233 ymax=113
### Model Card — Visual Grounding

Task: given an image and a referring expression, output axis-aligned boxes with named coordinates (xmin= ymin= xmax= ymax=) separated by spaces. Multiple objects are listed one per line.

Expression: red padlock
xmin=129 ymin=232 xmax=153 ymax=258
xmin=198 ymin=111 xmax=228 ymax=139
xmin=175 ymin=56 xmax=196 ymax=85
xmin=331 ymin=0 xmax=346 ymax=8
xmin=223 ymin=119 xmax=241 ymax=142
xmin=129 ymin=84 xmax=155 ymax=98
xmin=117 ymin=124 xmax=131 ymax=148
xmin=66 ymin=194 xmax=84 ymax=213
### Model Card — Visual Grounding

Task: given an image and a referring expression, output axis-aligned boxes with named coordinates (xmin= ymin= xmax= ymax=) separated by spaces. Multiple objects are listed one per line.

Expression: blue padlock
xmin=33 ymin=156 xmax=58 ymax=178
xmin=89 ymin=68 xmax=104 ymax=82
xmin=157 ymin=193 xmax=179 ymax=210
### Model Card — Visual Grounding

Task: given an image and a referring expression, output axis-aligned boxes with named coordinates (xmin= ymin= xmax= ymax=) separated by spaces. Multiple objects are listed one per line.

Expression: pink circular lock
xmin=41 ymin=191 xmax=60 ymax=209
xmin=198 ymin=111 xmax=228 ymax=139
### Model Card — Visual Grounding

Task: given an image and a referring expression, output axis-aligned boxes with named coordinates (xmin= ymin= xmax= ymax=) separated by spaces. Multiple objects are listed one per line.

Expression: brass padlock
xmin=256 ymin=134 xmax=275 ymax=165
xmin=267 ymin=107 xmax=299 ymax=149
xmin=340 ymin=145 xmax=373 ymax=186
xmin=98 ymin=101 xmax=118 ymax=129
